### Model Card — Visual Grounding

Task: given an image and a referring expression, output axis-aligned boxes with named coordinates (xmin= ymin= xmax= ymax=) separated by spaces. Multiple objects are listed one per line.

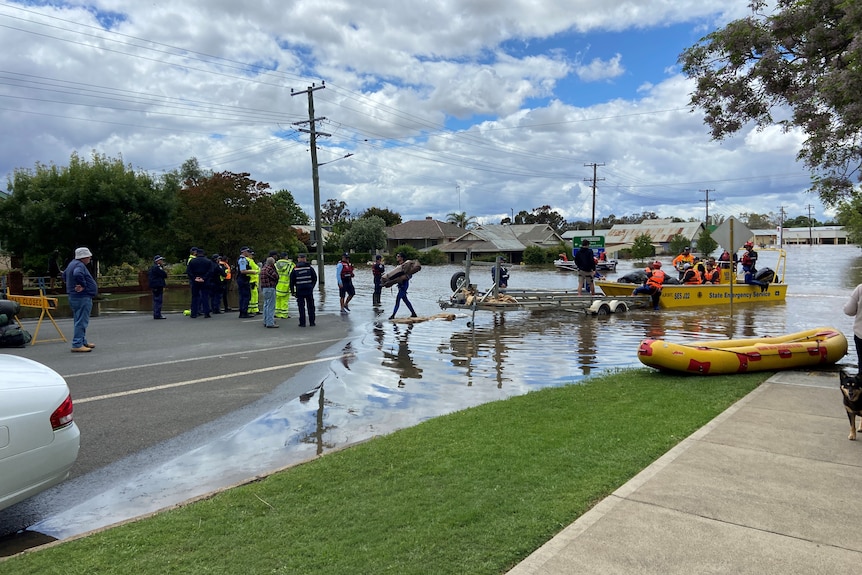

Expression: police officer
xmin=236 ymin=247 xmax=257 ymax=318
xmin=148 ymin=255 xmax=168 ymax=319
xmin=289 ymin=253 xmax=318 ymax=327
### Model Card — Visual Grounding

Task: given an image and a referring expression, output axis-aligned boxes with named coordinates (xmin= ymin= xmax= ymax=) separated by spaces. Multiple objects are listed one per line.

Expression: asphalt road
xmin=0 ymin=307 xmax=352 ymax=538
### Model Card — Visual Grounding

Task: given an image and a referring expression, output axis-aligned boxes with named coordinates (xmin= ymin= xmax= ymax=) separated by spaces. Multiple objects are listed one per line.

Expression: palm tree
xmin=446 ymin=211 xmax=477 ymax=229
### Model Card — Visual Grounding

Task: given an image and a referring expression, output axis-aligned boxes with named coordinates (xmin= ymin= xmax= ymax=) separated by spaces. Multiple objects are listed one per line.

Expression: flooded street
xmin=8 ymin=244 xmax=862 ymax=547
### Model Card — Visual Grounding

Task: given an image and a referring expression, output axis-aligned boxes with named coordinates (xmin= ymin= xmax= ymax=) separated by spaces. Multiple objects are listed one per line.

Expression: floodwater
xmin=14 ymin=244 xmax=862 ymax=545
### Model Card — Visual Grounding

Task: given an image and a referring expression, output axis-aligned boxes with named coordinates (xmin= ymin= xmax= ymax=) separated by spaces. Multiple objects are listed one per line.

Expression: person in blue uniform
xmin=148 ymin=255 xmax=168 ymax=319
xmin=289 ymin=253 xmax=318 ymax=327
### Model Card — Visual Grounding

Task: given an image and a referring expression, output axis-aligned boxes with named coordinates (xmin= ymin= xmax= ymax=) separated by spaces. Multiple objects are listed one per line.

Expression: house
xmin=605 ymin=219 xmax=705 ymax=256
xmin=384 ymin=218 xmax=465 ymax=253
xmin=292 ymin=225 xmax=331 ymax=249
xmin=433 ymin=223 xmax=566 ymax=263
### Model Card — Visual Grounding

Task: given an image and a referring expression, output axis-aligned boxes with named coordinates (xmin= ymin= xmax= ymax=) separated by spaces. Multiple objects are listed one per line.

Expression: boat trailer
xmin=439 ymin=287 xmax=649 ymax=315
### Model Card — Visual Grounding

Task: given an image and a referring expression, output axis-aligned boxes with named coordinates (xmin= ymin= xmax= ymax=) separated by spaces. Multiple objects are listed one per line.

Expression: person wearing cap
xmin=336 ymin=252 xmax=356 ymax=313
xmin=672 ymin=246 xmax=695 ymax=280
xmin=275 ymin=252 xmax=295 ymax=319
xmin=148 ymin=255 xmax=168 ymax=319
xmin=388 ymin=252 xmax=417 ymax=320
xmin=574 ymin=240 xmax=597 ymax=295
xmin=236 ymin=247 xmax=257 ymax=318
xmin=289 ymin=253 xmax=318 ymax=327
xmin=65 ymin=247 xmax=99 ymax=352
xmin=371 ymin=254 xmax=385 ymax=306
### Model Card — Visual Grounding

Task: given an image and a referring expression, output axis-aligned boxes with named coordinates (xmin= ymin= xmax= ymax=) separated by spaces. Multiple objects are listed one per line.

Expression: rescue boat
xmin=596 ymin=248 xmax=788 ymax=309
xmin=637 ymin=327 xmax=847 ymax=375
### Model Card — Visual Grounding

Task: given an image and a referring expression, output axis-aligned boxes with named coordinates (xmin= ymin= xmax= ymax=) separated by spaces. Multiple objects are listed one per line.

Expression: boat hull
xmin=637 ymin=327 xmax=847 ymax=375
xmin=596 ymin=280 xmax=787 ymax=308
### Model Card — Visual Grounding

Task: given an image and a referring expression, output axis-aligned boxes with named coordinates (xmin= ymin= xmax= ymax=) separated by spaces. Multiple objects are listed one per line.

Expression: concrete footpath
xmin=507 ymin=370 xmax=862 ymax=575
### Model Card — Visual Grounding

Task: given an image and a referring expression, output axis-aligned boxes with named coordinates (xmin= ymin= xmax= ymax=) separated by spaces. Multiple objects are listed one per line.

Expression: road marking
xmin=64 ymin=338 xmax=345 ymax=378
xmin=74 ymin=354 xmax=344 ymax=404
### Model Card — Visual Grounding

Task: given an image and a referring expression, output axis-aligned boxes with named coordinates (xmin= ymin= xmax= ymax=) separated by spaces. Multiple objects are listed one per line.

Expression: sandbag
xmin=0 ymin=299 xmax=20 ymax=319
xmin=0 ymin=324 xmax=30 ymax=348
xmin=382 ymin=260 xmax=421 ymax=288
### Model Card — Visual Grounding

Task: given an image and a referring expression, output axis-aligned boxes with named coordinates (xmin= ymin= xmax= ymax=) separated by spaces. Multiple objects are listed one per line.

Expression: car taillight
xmin=50 ymin=394 xmax=75 ymax=430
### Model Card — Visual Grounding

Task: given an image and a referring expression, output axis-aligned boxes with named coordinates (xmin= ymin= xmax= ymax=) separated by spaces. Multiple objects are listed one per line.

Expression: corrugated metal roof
xmin=385 ymin=219 xmax=465 ymax=240
xmin=606 ymin=220 xmax=704 ymax=245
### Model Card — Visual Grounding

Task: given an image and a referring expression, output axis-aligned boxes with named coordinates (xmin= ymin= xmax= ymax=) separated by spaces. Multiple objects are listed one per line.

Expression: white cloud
xmin=0 ymin=0 xmax=824 ymax=226
xmin=576 ymin=54 xmax=625 ymax=82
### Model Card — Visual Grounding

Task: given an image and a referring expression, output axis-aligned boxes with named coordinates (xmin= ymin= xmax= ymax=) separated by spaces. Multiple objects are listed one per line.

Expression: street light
xmin=319 ymin=153 xmax=353 ymax=167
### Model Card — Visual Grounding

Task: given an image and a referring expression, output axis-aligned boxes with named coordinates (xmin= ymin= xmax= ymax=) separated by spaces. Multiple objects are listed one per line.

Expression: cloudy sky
xmin=0 ymin=1 xmax=822 ymax=227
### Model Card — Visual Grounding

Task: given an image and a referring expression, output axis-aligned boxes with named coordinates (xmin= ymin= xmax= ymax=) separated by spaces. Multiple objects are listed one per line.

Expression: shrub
xmin=418 ymin=249 xmax=447 ymax=265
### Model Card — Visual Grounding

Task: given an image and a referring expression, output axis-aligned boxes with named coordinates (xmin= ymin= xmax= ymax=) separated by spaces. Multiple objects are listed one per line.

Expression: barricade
xmin=1 ymin=276 xmax=66 ymax=345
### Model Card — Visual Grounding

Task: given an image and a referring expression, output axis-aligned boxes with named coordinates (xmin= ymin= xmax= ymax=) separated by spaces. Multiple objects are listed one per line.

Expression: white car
xmin=0 ymin=355 xmax=80 ymax=511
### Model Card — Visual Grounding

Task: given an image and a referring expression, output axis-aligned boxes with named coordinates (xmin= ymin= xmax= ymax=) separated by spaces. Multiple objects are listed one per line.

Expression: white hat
xmin=75 ymin=247 xmax=92 ymax=259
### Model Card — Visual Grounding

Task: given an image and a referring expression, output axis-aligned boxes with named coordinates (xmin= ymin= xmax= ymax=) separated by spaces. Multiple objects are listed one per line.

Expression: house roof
xmin=385 ymin=219 xmax=465 ymax=240
xmin=606 ymin=219 xmax=705 ymax=246
xmin=435 ymin=224 xmax=565 ymax=253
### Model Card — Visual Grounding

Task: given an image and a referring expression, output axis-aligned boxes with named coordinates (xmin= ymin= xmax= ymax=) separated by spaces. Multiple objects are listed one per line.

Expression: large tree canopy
xmin=0 ymin=151 xmax=174 ymax=269
xmin=679 ymin=0 xmax=862 ymax=205
xmin=174 ymin=171 xmax=292 ymax=259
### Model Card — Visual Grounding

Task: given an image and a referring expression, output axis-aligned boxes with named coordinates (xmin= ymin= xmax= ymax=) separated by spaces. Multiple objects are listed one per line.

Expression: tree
xmin=783 ymin=215 xmax=820 ymax=227
xmin=739 ymin=212 xmax=778 ymax=229
xmin=837 ymin=196 xmax=862 ymax=244
xmin=696 ymin=228 xmax=719 ymax=258
xmin=360 ymin=207 xmax=401 ymax=227
xmin=341 ymin=216 xmax=387 ymax=254
xmin=174 ymin=171 xmax=290 ymax=259
xmin=679 ymin=0 xmax=862 ymax=204
xmin=271 ymin=190 xmax=310 ymax=225
xmin=631 ymin=233 xmax=655 ymax=260
xmin=321 ymin=198 xmax=351 ymax=225
xmin=446 ymin=211 xmax=477 ymax=229
xmin=669 ymin=233 xmax=690 ymax=256
xmin=0 ymin=151 xmax=173 ymax=269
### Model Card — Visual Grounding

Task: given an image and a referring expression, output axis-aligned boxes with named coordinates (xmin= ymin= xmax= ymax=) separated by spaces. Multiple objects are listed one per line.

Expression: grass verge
xmin=2 ymin=368 xmax=767 ymax=575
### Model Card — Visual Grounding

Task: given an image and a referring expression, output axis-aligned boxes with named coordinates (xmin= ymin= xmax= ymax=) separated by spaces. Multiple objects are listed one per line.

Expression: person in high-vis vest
xmin=275 ymin=251 xmax=295 ymax=319
xmin=247 ymin=250 xmax=261 ymax=315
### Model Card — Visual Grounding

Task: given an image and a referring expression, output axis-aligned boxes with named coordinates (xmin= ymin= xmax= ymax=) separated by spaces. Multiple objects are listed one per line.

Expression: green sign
xmin=571 ymin=235 xmax=604 ymax=248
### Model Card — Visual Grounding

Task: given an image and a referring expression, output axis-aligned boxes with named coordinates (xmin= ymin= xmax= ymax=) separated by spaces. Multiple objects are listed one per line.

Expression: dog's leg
xmin=849 ymin=411 xmax=858 ymax=440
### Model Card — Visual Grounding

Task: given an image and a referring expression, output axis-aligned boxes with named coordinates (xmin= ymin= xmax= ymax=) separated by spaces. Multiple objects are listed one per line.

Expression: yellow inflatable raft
xmin=637 ymin=327 xmax=847 ymax=375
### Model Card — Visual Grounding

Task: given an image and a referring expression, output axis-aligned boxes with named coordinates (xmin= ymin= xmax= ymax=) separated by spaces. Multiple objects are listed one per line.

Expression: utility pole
xmin=806 ymin=204 xmax=815 ymax=245
xmin=292 ymin=82 xmax=329 ymax=289
xmin=777 ymin=205 xmax=786 ymax=247
xmin=584 ymin=163 xmax=605 ymax=235
xmin=699 ymin=189 xmax=715 ymax=225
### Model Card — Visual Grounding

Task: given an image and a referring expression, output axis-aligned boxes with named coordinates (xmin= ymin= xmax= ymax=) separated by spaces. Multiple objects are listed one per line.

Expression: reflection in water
xmin=299 ymin=384 xmax=333 ymax=456
xmin=381 ymin=323 xmax=423 ymax=385
xmin=28 ymin=245 xmax=862 ymax=543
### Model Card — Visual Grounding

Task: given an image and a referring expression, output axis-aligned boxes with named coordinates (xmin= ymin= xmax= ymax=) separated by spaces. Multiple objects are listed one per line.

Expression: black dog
xmin=840 ymin=370 xmax=862 ymax=440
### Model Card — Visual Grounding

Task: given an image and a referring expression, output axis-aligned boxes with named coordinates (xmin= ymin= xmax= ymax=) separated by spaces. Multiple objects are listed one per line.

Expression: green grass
xmin=1 ymin=369 xmax=767 ymax=575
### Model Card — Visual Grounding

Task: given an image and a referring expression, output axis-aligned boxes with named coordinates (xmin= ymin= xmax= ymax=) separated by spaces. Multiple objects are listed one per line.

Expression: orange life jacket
xmin=703 ymin=268 xmax=720 ymax=283
xmin=646 ymin=269 xmax=666 ymax=290
xmin=684 ymin=269 xmax=702 ymax=285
